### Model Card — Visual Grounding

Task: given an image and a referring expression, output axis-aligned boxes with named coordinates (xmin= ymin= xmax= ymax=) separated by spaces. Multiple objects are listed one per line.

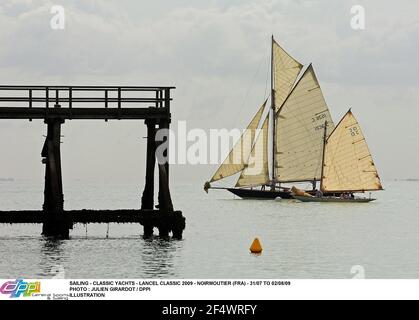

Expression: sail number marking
xmin=312 ymin=113 xmax=326 ymax=123
xmin=349 ymin=126 xmax=359 ymax=136
xmin=313 ymin=112 xmax=327 ymax=131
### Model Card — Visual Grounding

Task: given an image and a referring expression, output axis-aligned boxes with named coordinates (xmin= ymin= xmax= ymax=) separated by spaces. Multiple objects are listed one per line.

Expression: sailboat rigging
xmin=204 ymin=36 xmax=305 ymax=198
xmin=204 ymin=36 xmax=381 ymax=201
xmin=292 ymin=110 xmax=383 ymax=202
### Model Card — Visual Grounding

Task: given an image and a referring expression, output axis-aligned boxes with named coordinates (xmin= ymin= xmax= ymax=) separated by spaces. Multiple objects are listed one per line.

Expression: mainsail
xmin=236 ymin=114 xmax=270 ymax=187
xmin=209 ymin=100 xmax=267 ymax=183
xmin=275 ymin=64 xmax=335 ymax=182
xmin=272 ymin=39 xmax=303 ymax=110
xmin=321 ymin=110 xmax=383 ymax=192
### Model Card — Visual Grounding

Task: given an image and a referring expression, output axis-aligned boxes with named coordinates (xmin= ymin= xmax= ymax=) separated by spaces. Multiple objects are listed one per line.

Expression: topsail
xmin=272 ymin=40 xmax=303 ymax=110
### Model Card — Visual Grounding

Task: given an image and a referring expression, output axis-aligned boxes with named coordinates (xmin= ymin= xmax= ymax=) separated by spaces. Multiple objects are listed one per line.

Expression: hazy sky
xmin=0 ymin=0 xmax=418 ymax=188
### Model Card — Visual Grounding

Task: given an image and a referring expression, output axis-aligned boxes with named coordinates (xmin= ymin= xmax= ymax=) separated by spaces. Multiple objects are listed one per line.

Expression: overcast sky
xmin=0 ymin=0 xmax=418 ymax=187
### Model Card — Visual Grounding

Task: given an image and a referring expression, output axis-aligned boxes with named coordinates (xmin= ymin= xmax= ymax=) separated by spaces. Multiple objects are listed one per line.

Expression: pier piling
xmin=0 ymin=85 xmax=185 ymax=240
xmin=41 ymin=113 xmax=68 ymax=237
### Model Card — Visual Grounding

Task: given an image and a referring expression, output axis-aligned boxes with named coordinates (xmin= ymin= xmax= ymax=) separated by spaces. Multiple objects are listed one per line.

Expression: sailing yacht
xmin=204 ymin=36 xmax=335 ymax=199
xmin=292 ymin=110 xmax=383 ymax=202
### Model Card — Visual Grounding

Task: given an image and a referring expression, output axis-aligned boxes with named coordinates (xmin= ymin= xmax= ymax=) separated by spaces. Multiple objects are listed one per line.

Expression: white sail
xmin=275 ymin=64 xmax=335 ymax=182
xmin=236 ymin=115 xmax=270 ymax=187
xmin=272 ymin=39 xmax=303 ymax=110
xmin=209 ymin=100 xmax=267 ymax=182
xmin=321 ymin=110 xmax=383 ymax=192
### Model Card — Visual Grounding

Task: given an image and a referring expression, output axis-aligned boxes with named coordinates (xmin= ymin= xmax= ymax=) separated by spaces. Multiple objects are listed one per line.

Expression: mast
xmin=319 ymin=120 xmax=328 ymax=192
xmin=270 ymin=35 xmax=276 ymax=190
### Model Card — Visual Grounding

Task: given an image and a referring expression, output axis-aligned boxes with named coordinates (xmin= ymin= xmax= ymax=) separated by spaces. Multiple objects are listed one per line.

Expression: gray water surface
xmin=0 ymin=180 xmax=417 ymax=279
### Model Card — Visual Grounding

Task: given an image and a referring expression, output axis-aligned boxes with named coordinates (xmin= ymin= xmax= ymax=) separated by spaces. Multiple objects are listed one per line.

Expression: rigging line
xmin=263 ymin=49 xmax=271 ymax=101
xmin=235 ymin=50 xmax=268 ymax=130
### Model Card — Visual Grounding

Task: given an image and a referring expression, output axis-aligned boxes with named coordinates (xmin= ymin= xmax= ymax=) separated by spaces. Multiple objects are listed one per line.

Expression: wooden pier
xmin=0 ymin=85 xmax=185 ymax=239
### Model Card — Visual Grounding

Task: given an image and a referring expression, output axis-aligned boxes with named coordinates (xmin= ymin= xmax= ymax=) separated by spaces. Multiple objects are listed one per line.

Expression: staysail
xmin=209 ymin=100 xmax=267 ymax=183
xmin=275 ymin=64 xmax=335 ymax=182
xmin=236 ymin=114 xmax=270 ymax=187
xmin=321 ymin=110 xmax=383 ymax=192
xmin=272 ymin=40 xmax=303 ymax=110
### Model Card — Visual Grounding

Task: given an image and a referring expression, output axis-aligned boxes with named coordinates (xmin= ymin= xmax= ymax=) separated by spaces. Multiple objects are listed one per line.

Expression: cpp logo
xmin=0 ymin=279 xmax=41 ymax=298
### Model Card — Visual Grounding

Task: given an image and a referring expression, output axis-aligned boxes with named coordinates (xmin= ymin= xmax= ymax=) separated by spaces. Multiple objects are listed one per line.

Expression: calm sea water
xmin=0 ymin=179 xmax=418 ymax=279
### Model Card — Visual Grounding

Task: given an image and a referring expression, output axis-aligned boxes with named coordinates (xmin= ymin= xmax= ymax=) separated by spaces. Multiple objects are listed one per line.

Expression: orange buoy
xmin=250 ymin=238 xmax=263 ymax=254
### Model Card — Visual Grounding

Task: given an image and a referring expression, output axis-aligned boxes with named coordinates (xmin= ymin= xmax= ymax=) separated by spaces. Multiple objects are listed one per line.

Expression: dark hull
xmin=226 ymin=188 xmax=294 ymax=199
